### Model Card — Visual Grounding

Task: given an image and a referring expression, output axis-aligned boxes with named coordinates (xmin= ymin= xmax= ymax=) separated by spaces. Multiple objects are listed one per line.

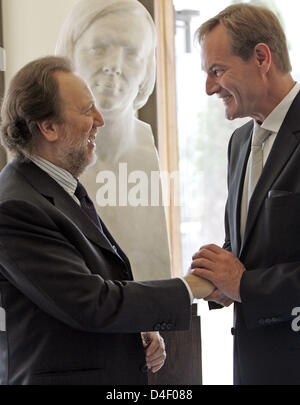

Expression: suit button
xmin=122 ymin=271 xmax=131 ymax=279
xmin=161 ymin=322 xmax=167 ymax=331
xmin=153 ymin=323 xmax=161 ymax=331
xmin=140 ymin=364 xmax=149 ymax=374
xmin=231 ymin=327 xmax=235 ymax=336
xmin=265 ymin=318 xmax=272 ymax=325
xmin=166 ymin=323 xmax=173 ymax=330
xmin=258 ymin=318 xmax=265 ymax=326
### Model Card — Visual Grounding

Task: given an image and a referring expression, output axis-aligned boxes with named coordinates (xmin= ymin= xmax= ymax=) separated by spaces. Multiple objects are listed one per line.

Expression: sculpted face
xmin=73 ymin=12 xmax=153 ymax=114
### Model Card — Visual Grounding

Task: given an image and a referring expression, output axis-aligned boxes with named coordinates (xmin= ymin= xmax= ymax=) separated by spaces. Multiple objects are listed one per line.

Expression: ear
xmin=254 ymin=43 xmax=272 ymax=73
xmin=36 ymin=120 xmax=59 ymax=142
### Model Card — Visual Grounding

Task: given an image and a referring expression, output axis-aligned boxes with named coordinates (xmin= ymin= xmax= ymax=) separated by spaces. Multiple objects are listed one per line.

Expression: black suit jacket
xmin=225 ymin=91 xmax=300 ymax=384
xmin=0 ymin=160 xmax=191 ymax=385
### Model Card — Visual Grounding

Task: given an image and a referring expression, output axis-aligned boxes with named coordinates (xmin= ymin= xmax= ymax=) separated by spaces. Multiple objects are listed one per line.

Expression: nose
xmin=102 ymin=46 xmax=123 ymax=76
xmin=206 ymin=75 xmax=220 ymax=96
xmin=93 ymin=107 xmax=104 ymax=128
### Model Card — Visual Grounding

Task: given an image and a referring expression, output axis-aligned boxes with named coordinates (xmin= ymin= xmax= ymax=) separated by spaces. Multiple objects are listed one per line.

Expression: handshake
xmin=184 ymin=272 xmax=215 ymax=300
xmin=183 ymin=244 xmax=246 ymax=305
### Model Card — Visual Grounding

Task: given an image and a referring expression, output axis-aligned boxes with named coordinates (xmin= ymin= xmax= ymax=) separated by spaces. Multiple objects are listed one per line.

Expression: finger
xmin=191 ymin=258 xmax=213 ymax=269
xmin=192 ymin=268 xmax=216 ymax=284
xmin=192 ymin=250 xmax=217 ymax=262
xmin=192 ymin=245 xmax=212 ymax=260
xmin=205 ymin=244 xmax=222 ymax=253
xmin=147 ymin=356 xmax=166 ymax=370
xmin=146 ymin=344 xmax=165 ymax=358
xmin=204 ymin=290 xmax=233 ymax=306
xmin=192 ymin=244 xmax=221 ymax=260
xmin=200 ymin=244 xmax=221 ymax=253
xmin=146 ymin=342 xmax=165 ymax=360
xmin=147 ymin=350 xmax=166 ymax=364
xmin=199 ymin=247 xmax=218 ymax=261
xmin=146 ymin=336 xmax=165 ymax=357
xmin=207 ymin=289 xmax=219 ymax=299
xmin=147 ymin=353 xmax=166 ymax=370
xmin=150 ymin=362 xmax=165 ymax=373
xmin=141 ymin=332 xmax=152 ymax=348
xmin=203 ymin=288 xmax=220 ymax=301
xmin=223 ymin=299 xmax=234 ymax=307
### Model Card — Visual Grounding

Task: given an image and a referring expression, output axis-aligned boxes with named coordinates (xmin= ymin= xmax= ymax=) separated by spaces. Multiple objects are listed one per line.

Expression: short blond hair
xmin=196 ymin=3 xmax=291 ymax=73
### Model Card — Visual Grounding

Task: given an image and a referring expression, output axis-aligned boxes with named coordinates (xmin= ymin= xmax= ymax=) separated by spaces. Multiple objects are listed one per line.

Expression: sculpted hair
xmin=0 ymin=56 xmax=73 ymax=158
xmin=196 ymin=3 xmax=292 ymax=73
xmin=55 ymin=0 xmax=157 ymax=111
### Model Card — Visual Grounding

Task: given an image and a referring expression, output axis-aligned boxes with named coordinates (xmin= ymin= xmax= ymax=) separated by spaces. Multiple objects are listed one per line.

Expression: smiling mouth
xmin=96 ymin=82 xmax=115 ymax=89
xmin=103 ymin=82 xmax=114 ymax=89
xmin=95 ymin=82 xmax=119 ymax=96
xmin=221 ymin=95 xmax=233 ymax=105
xmin=87 ymin=130 xmax=97 ymax=147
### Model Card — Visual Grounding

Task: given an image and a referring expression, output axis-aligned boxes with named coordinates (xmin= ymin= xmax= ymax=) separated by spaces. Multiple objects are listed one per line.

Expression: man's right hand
xmin=204 ymin=289 xmax=234 ymax=307
xmin=184 ymin=273 xmax=215 ymax=299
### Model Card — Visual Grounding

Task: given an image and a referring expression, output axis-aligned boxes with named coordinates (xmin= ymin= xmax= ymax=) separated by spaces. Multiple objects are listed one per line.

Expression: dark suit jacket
xmin=225 ymin=91 xmax=300 ymax=384
xmin=0 ymin=159 xmax=191 ymax=385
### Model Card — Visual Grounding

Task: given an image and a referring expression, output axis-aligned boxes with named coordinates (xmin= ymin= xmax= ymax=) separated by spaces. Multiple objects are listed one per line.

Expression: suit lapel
xmin=240 ymin=93 xmax=300 ymax=255
xmin=52 ymin=189 xmax=117 ymax=254
xmin=227 ymin=122 xmax=252 ymax=255
xmin=12 ymin=160 xmax=120 ymax=256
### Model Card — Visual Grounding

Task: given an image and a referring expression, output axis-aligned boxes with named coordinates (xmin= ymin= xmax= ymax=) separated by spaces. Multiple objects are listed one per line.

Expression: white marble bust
xmin=56 ymin=0 xmax=172 ymax=280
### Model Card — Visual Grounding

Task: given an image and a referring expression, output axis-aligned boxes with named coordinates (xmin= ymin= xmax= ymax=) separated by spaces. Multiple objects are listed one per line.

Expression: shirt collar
xmin=29 ymin=155 xmax=77 ymax=196
xmin=258 ymin=82 xmax=300 ymax=133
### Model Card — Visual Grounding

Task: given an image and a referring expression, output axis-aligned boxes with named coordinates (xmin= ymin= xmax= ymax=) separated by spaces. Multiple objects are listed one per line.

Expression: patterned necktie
xmin=248 ymin=126 xmax=271 ymax=201
xmin=75 ymin=181 xmax=103 ymax=231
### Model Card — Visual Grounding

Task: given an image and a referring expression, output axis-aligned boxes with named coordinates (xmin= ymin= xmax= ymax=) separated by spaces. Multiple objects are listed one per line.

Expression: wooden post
xmin=137 ymin=0 xmax=158 ymax=147
xmin=0 ymin=0 xmax=7 ymax=170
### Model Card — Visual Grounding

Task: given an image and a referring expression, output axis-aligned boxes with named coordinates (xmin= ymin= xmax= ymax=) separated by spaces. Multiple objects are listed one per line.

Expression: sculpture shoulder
xmin=134 ymin=118 xmax=156 ymax=149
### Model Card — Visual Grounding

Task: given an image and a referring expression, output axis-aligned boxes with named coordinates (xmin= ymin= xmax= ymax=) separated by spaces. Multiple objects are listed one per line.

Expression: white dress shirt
xmin=240 ymin=82 xmax=300 ymax=238
xmin=29 ymin=155 xmax=80 ymax=205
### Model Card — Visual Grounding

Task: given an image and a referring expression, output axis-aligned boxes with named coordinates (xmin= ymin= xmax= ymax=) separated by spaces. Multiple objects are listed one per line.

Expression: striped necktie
xmin=248 ymin=126 xmax=271 ymax=201
xmin=75 ymin=181 xmax=103 ymax=231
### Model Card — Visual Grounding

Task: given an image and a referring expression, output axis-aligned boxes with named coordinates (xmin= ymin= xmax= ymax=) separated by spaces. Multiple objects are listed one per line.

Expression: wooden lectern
xmin=148 ymin=304 xmax=202 ymax=385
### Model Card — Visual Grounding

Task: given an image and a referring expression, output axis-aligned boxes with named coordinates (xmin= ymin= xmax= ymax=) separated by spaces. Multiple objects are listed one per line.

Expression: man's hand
xmin=184 ymin=272 xmax=215 ymax=299
xmin=204 ymin=289 xmax=234 ymax=307
xmin=141 ymin=332 xmax=166 ymax=373
xmin=191 ymin=244 xmax=245 ymax=303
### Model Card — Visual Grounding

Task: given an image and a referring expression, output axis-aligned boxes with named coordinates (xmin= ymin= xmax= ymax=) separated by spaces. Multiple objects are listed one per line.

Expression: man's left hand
xmin=191 ymin=244 xmax=245 ymax=303
xmin=142 ymin=331 xmax=166 ymax=373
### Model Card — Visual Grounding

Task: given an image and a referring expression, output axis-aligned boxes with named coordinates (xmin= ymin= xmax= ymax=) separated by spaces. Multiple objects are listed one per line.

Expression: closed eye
xmin=88 ymin=46 xmax=106 ymax=56
xmin=84 ymin=104 xmax=95 ymax=115
xmin=208 ymin=64 xmax=226 ymax=78
xmin=212 ymin=69 xmax=224 ymax=77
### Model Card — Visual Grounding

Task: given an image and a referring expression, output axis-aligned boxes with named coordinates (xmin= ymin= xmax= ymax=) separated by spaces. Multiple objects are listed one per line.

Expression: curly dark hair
xmin=0 ymin=56 xmax=73 ymax=159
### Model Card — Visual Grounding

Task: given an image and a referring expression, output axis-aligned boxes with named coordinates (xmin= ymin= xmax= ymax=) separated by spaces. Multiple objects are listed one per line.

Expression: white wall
xmin=2 ymin=0 xmax=79 ymax=86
